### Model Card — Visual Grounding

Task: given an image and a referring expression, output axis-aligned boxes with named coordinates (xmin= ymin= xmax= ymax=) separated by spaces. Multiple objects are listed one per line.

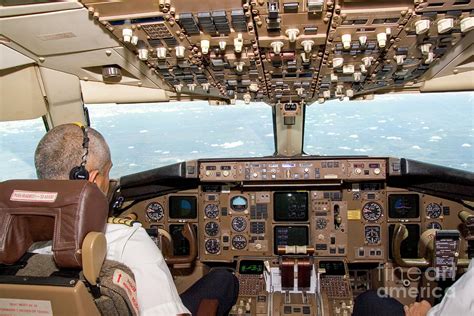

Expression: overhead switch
xmin=201 ymin=39 xmax=210 ymax=54
xmin=394 ymin=55 xmax=405 ymax=65
xmin=286 ymin=28 xmax=300 ymax=42
xmin=377 ymin=32 xmax=387 ymax=48
xmin=415 ymin=19 xmax=430 ymax=35
xmin=437 ymin=18 xmax=454 ymax=34
xmin=358 ymin=35 xmax=367 ymax=47
xmin=131 ymin=35 xmax=139 ymax=46
xmin=333 ymin=57 xmax=343 ymax=68
xmin=301 ymin=40 xmax=314 ymax=53
xmin=460 ymin=17 xmax=474 ymax=33
xmin=341 ymin=34 xmax=352 ymax=50
xmin=156 ymin=47 xmax=167 ymax=59
xmin=271 ymin=41 xmax=284 ymax=54
xmin=122 ymin=28 xmax=133 ymax=43
xmin=234 ymin=33 xmax=244 ymax=53
xmin=219 ymin=40 xmax=227 ymax=51
xmin=362 ymin=56 xmax=373 ymax=68
xmin=175 ymin=45 xmax=185 ymax=58
xmin=420 ymin=43 xmax=432 ymax=55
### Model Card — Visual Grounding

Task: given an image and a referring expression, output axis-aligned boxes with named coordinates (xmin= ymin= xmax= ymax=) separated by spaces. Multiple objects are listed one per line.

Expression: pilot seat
xmin=0 ymin=180 xmax=139 ymax=315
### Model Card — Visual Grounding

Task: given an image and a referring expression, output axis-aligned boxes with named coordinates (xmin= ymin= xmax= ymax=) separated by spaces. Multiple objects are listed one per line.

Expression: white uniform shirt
xmin=428 ymin=260 xmax=474 ymax=315
xmin=32 ymin=223 xmax=190 ymax=316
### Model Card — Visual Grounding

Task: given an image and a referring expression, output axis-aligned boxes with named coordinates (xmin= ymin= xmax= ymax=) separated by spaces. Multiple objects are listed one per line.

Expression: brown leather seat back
xmin=0 ymin=180 xmax=108 ymax=268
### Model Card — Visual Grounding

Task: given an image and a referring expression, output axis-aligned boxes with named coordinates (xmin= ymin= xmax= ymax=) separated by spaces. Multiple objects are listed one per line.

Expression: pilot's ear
xmin=88 ymin=170 xmax=100 ymax=184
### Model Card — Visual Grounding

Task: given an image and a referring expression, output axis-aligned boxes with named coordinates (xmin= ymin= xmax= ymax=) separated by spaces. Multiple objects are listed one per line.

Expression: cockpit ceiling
xmin=1 ymin=0 xmax=473 ymax=106
xmin=80 ymin=0 xmax=474 ymax=104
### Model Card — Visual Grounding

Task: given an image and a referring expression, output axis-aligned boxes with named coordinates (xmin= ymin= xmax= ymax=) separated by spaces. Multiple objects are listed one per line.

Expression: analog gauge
xmin=231 ymin=216 xmax=247 ymax=232
xmin=364 ymin=226 xmax=381 ymax=244
xmin=426 ymin=203 xmax=442 ymax=219
xmin=205 ymin=238 xmax=220 ymax=254
xmin=204 ymin=204 xmax=219 ymax=219
xmin=362 ymin=202 xmax=383 ymax=221
xmin=205 ymin=221 xmax=219 ymax=237
xmin=145 ymin=202 xmax=164 ymax=222
xmin=230 ymin=196 xmax=248 ymax=212
xmin=231 ymin=235 xmax=247 ymax=250
xmin=316 ymin=218 xmax=328 ymax=230
xmin=427 ymin=222 xmax=442 ymax=230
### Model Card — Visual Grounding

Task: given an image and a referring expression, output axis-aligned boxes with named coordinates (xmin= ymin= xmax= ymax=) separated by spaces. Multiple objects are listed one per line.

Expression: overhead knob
xmin=243 ymin=93 xmax=251 ymax=104
xmin=424 ymin=51 xmax=434 ymax=64
xmin=323 ymin=90 xmax=331 ymax=98
xmin=362 ymin=56 xmax=373 ymax=67
xmin=331 ymin=73 xmax=338 ymax=82
xmin=341 ymin=34 xmax=352 ymax=50
xmin=346 ymin=89 xmax=354 ymax=98
xmin=156 ymin=47 xmax=167 ymax=59
xmin=235 ymin=62 xmax=244 ymax=72
xmin=437 ymin=18 xmax=454 ymax=34
xmin=360 ymin=64 xmax=367 ymax=74
xmin=201 ymin=83 xmax=210 ymax=92
xmin=343 ymin=64 xmax=354 ymax=74
xmin=285 ymin=28 xmax=299 ymax=42
xmin=175 ymin=45 xmax=185 ymax=58
xmin=131 ymin=35 xmax=139 ymax=46
xmin=174 ymin=84 xmax=183 ymax=93
xmin=353 ymin=72 xmax=362 ymax=82
xmin=187 ymin=83 xmax=196 ymax=92
xmin=271 ymin=41 xmax=284 ymax=54
xmin=300 ymin=52 xmax=310 ymax=63
xmin=137 ymin=48 xmax=148 ymax=61
xmin=415 ymin=19 xmax=430 ymax=35
xmin=301 ymin=40 xmax=314 ymax=53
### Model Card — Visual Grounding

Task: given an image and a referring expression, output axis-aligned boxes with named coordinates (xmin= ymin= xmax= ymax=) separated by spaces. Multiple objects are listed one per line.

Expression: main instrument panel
xmin=124 ymin=157 xmax=469 ymax=264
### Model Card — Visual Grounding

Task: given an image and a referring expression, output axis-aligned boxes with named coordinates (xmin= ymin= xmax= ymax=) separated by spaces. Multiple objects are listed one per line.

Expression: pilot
xmin=33 ymin=123 xmax=239 ymax=316
xmin=352 ymin=259 xmax=473 ymax=316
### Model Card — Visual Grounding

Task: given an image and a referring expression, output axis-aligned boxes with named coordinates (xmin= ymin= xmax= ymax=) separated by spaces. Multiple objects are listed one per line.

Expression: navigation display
xmin=274 ymin=192 xmax=308 ymax=221
xmin=273 ymin=226 xmax=309 ymax=254
xmin=169 ymin=196 xmax=197 ymax=219
xmin=388 ymin=194 xmax=419 ymax=218
xmin=239 ymin=260 xmax=265 ymax=275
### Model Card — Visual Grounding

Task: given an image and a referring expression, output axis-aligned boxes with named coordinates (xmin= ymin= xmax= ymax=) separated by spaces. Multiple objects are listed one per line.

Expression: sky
xmin=0 ymin=92 xmax=472 ymax=181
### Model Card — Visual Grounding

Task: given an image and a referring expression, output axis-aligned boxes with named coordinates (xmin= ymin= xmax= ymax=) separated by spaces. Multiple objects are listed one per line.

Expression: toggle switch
xmin=360 ymin=64 xmax=367 ymax=74
xmin=301 ymin=40 xmax=314 ymax=53
xmin=377 ymin=32 xmax=387 ymax=48
xmin=234 ymin=33 xmax=244 ymax=53
xmin=285 ymin=28 xmax=299 ymax=42
xmin=201 ymin=83 xmax=210 ymax=92
xmin=174 ymin=84 xmax=183 ymax=93
xmin=271 ymin=41 xmax=284 ymax=54
xmin=219 ymin=40 xmax=227 ymax=51
xmin=235 ymin=61 xmax=244 ymax=72
xmin=419 ymin=43 xmax=432 ymax=55
xmin=353 ymin=72 xmax=362 ymax=82
xmin=341 ymin=34 xmax=352 ymax=50
xmin=394 ymin=55 xmax=406 ymax=65
xmin=122 ymin=28 xmax=133 ymax=43
xmin=358 ymin=35 xmax=367 ymax=47
xmin=424 ymin=51 xmax=434 ymax=64
xmin=201 ymin=39 xmax=210 ymax=54
xmin=131 ymin=35 xmax=139 ymax=46
xmin=137 ymin=48 xmax=148 ymax=61
xmin=331 ymin=73 xmax=338 ymax=82
xmin=362 ymin=56 xmax=373 ymax=68
xmin=187 ymin=83 xmax=196 ymax=92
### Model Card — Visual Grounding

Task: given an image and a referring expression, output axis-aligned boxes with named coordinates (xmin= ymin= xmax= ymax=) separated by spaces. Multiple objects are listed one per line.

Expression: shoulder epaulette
xmin=107 ymin=216 xmax=139 ymax=227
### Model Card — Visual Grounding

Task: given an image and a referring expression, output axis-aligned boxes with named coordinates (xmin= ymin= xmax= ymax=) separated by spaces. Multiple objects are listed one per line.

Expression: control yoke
xmin=161 ymin=223 xmax=198 ymax=265
xmin=392 ymin=223 xmax=470 ymax=271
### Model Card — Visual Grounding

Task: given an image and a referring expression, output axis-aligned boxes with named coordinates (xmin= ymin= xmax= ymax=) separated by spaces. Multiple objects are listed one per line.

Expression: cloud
xmin=338 ymin=146 xmax=351 ymax=150
xmin=368 ymin=126 xmax=378 ymax=130
xmin=128 ymin=146 xmax=134 ymax=149
xmin=139 ymin=130 xmax=148 ymax=133
xmin=386 ymin=136 xmax=402 ymax=140
xmin=377 ymin=120 xmax=387 ymax=123
xmin=461 ymin=143 xmax=471 ymax=148
xmin=411 ymin=145 xmax=421 ymax=150
xmin=265 ymin=133 xmax=274 ymax=137
xmin=349 ymin=134 xmax=359 ymax=139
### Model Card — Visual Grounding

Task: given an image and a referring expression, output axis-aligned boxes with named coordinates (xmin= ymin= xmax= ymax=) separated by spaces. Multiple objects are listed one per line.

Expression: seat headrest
xmin=0 ymin=180 xmax=108 ymax=268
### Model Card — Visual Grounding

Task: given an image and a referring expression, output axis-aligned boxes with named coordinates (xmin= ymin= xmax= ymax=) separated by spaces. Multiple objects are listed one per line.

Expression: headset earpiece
xmin=69 ymin=165 xmax=90 ymax=180
xmin=69 ymin=123 xmax=90 ymax=180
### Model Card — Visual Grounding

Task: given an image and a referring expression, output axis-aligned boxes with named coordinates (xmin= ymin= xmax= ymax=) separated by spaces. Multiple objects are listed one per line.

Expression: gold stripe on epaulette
xmin=107 ymin=216 xmax=139 ymax=227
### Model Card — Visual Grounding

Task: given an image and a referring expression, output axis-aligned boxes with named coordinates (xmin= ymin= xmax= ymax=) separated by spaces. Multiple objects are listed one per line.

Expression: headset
xmin=69 ymin=122 xmax=90 ymax=180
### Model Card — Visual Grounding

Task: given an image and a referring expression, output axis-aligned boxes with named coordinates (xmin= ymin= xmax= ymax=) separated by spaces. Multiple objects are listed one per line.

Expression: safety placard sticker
xmin=113 ymin=269 xmax=139 ymax=314
xmin=347 ymin=209 xmax=361 ymax=220
xmin=10 ymin=190 xmax=58 ymax=203
xmin=0 ymin=298 xmax=52 ymax=315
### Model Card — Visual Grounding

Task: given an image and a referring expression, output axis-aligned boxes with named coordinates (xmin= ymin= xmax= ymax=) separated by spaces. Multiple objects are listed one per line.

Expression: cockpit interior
xmin=1 ymin=0 xmax=473 ymax=315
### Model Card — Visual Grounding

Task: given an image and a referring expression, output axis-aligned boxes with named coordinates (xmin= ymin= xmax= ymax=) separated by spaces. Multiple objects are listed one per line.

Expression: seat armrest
xmin=82 ymin=232 xmax=106 ymax=285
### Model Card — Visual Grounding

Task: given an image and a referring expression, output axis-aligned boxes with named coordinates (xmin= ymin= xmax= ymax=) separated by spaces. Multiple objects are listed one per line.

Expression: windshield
xmin=304 ymin=92 xmax=474 ymax=171
xmin=1 ymin=93 xmax=472 ymax=181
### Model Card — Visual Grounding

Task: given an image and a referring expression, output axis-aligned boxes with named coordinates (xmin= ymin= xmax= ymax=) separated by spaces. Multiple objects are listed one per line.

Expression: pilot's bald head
xmin=35 ymin=124 xmax=111 ymax=180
